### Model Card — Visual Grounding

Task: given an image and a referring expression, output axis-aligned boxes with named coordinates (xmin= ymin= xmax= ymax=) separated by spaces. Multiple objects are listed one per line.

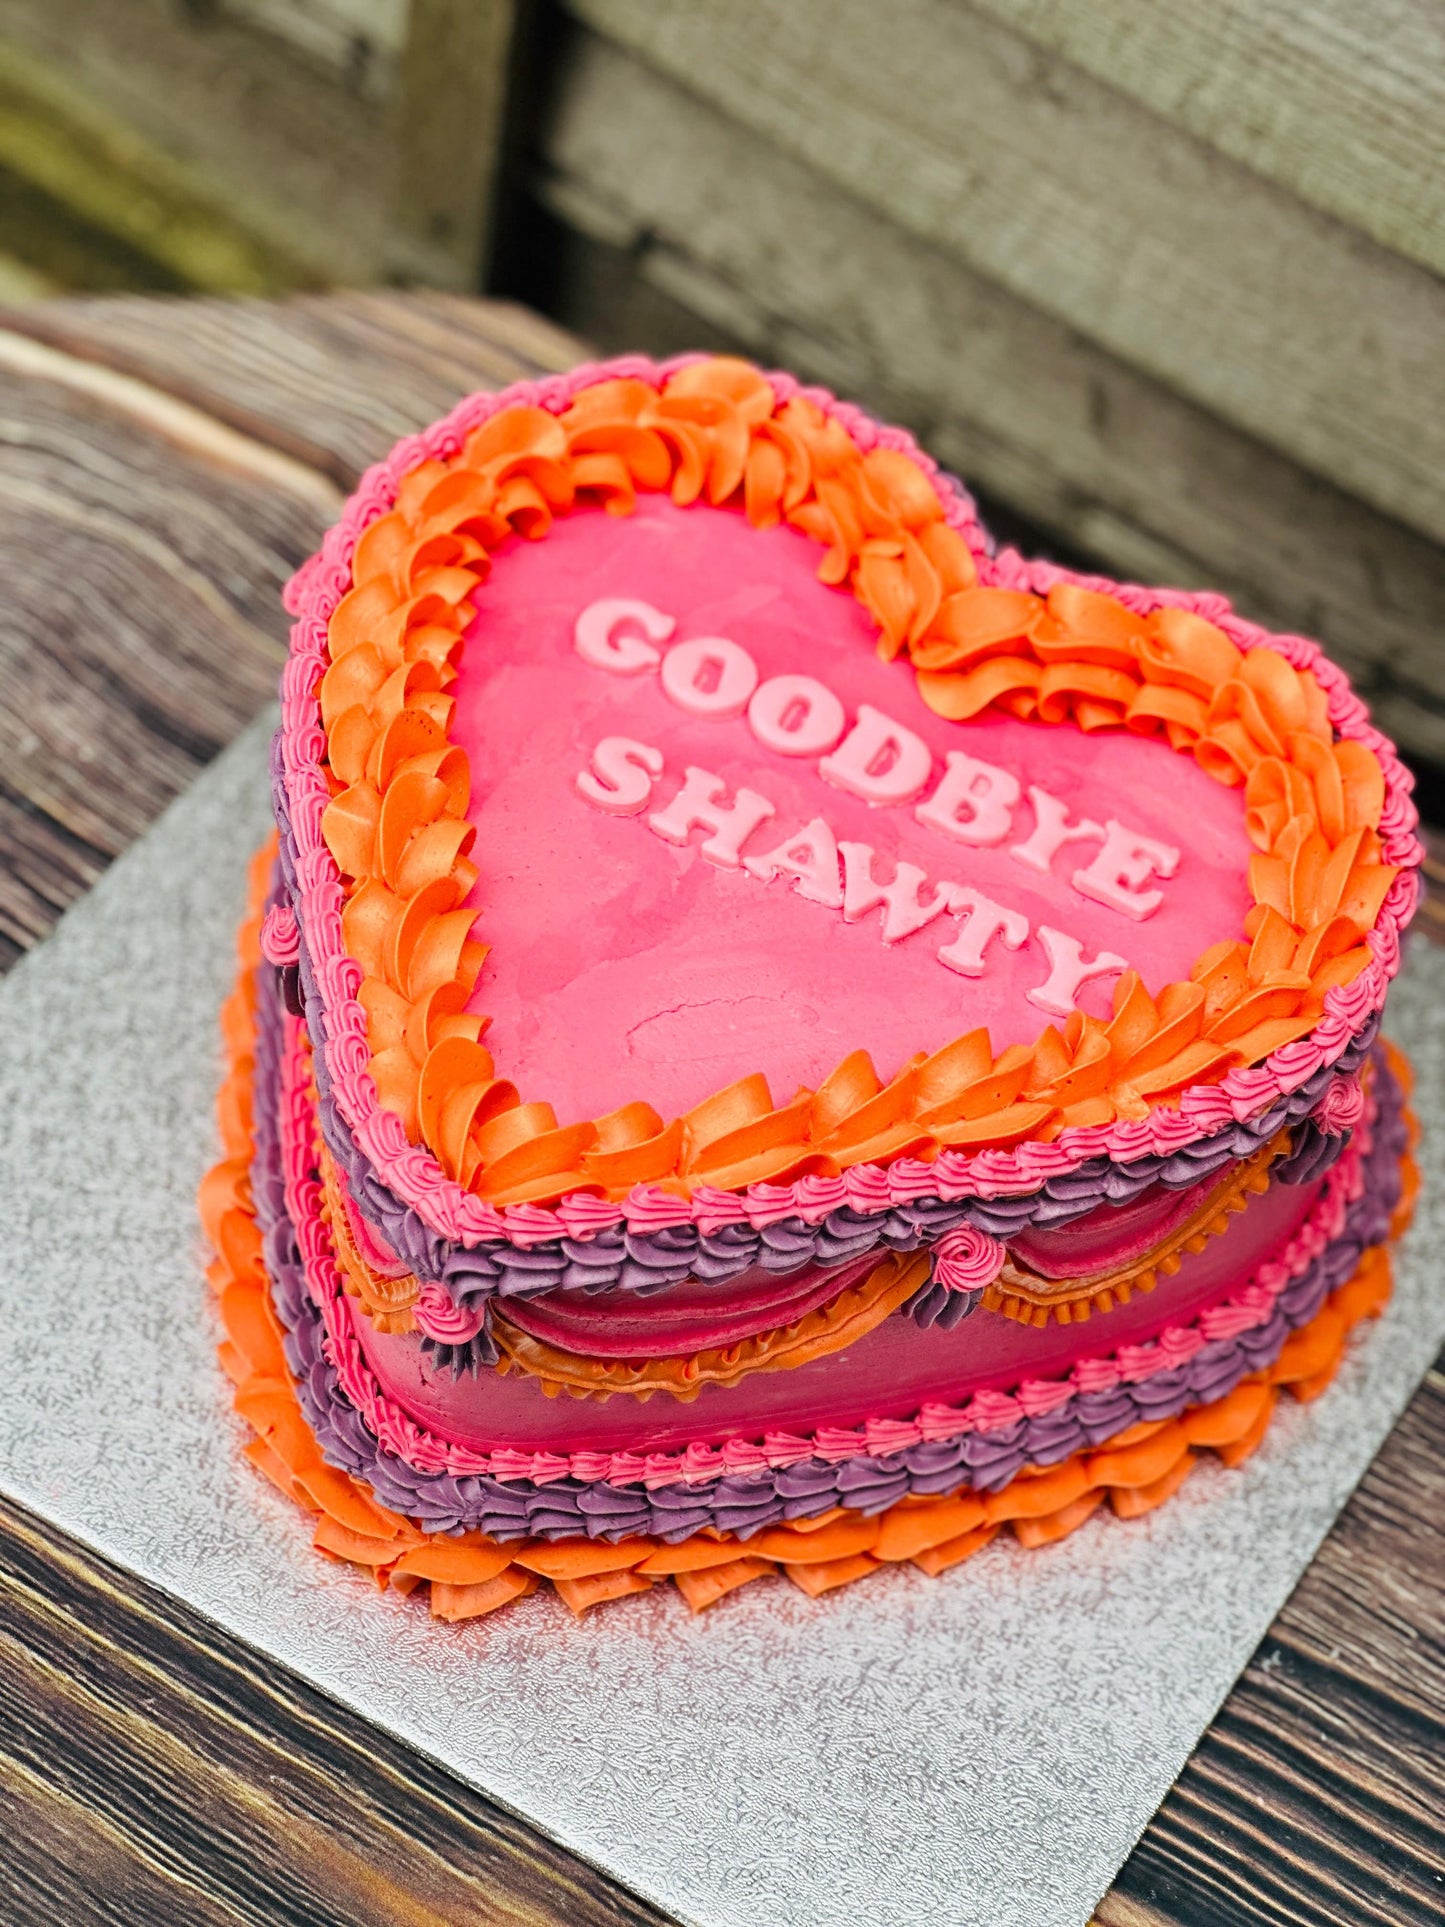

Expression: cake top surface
xmin=455 ymin=491 xmax=1251 ymax=1123
xmin=275 ymin=353 xmax=1421 ymax=1234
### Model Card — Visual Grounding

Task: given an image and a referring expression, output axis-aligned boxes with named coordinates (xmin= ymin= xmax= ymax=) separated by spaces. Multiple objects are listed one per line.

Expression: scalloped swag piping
xmin=273 ymin=356 xmax=1420 ymax=1246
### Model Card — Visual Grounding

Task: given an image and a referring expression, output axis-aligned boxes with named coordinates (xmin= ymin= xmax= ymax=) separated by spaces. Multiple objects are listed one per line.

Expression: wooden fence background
xmin=0 ymin=0 xmax=1441 ymax=794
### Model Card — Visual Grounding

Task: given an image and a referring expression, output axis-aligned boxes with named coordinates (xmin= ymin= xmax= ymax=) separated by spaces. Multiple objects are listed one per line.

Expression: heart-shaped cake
xmin=203 ymin=356 xmax=1422 ymax=1621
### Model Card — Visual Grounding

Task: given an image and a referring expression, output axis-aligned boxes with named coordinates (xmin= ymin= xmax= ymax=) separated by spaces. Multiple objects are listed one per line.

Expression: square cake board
xmin=0 ymin=712 xmax=1441 ymax=1927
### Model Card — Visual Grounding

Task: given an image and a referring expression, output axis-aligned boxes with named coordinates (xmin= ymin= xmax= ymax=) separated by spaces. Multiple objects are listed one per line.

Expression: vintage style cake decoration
xmin=204 ymin=355 xmax=1421 ymax=1622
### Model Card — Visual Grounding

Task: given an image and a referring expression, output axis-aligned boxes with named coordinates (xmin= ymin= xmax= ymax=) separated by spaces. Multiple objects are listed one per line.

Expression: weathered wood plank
xmin=529 ymin=33 xmax=1445 ymax=768
xmin=0 ymin=338 xmax=330 ymax=964
xmin=0 ymin=289 xmax=583 ymax=485
xmin=0 ymin=1493 xmax=674 ymax=1927
xmin=0 ymin=295 xmax=578 ymax=964
xmin=0 ymin=320 xmax=345 ymax=960
xmin=565 ymin=0 xmax=1445 ymax=544
xmin=974 ymin=1 xmax=1445 ymax=279
xmin=0 ymin=36 xmax=313 ymax=294
xmin=0 ymin=0 xmax=393 ymax=286
xmin=391 ymin=0 xmax=523 ymax=289
xmin=0 ymin=327 xmax=345 ymax=512
xmin=223 ymin=0 xmax=408 ymax=99
xmin=0 ymin=0 xmax=534 ymax=295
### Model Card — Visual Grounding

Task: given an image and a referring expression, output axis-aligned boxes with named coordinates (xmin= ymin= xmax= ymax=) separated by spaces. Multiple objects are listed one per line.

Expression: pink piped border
xmin=277 ymin=355 xmax=1422 ymax=1252
xmin=278 ymin=1015 xmax=1373 ymax=1491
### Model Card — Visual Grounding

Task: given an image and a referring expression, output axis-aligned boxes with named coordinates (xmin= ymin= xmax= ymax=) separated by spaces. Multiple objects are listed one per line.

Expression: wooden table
xmin=0 ymin=292 xmax=1439 ymax=1927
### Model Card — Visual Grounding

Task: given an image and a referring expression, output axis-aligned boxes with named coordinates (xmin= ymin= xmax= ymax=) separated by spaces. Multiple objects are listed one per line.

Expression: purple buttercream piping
xmin=1273 ymin=1117 xmax=1352 ymax=1187
xmin=246 ymin=952 xmax=1406 ymax=1542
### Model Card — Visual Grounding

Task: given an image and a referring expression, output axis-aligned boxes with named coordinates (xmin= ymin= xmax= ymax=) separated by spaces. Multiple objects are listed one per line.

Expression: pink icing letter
xmin=1010 ymin=785 xmax=1105 ymax=874
xmin=660 ymin=636 xmax=759 ymax=717
xmin=573 ymin=597 xmax=674 ymax=674
xmin=1071 ymin=819 xmax=1180 ymax=921
xmin=744 ymin=817 xmax=844 ymax=906
xmin=1027 ymin=926 xmax=1128 ymax=1016
xmin=936 ymin=888 xmax=1029 ymax=976
xmin=839 ymin=842 xmax=954 ymax=942
xmin=747 ymin=673 xmax=847 ymax=757
xmin=576 ymin=736 xmax=664 ymax=815
xmin=648 ymin=765 xmax=776 ymax=868
xmin=819 ymin=704 xmax=932 ymax=806
xmin=915 ymin=749 xmax=1021 ymax=847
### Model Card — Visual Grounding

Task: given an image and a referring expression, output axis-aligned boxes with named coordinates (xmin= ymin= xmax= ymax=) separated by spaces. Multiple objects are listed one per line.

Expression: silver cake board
xmin=1 ymin=709 xmax=1442 ymax=1927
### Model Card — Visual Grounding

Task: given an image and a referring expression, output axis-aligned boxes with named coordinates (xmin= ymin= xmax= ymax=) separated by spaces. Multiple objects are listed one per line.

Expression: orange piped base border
xmin=201 ymin=858 xmax=1419 ymax=1622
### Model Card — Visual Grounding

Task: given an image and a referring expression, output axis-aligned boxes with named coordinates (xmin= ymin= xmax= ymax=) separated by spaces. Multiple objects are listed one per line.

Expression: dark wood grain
xmin=0 ymin=340 xmax=313 ymax=962
xmin=0 ymin=1493 xmax=671 ymax=1927
xmin=0 ymin=291 xmax=1438 ymax=1927
xmin=1 ymin=290 xmax=584 ymax=488
xmin=1097 ymin=1363 xmax=1445 ymax=1927
xmin=0 ymin=292 xmax=579 ymax=963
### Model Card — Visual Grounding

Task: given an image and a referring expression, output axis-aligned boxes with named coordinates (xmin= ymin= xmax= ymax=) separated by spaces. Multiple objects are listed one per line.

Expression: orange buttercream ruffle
xmin=202 ymin=858 xmax=1419 ymax=1624
xmin=317 ymin=1135 xmax=419 ymax=1334
xmin=309 ymin=356 xmax=1398 ymax=1207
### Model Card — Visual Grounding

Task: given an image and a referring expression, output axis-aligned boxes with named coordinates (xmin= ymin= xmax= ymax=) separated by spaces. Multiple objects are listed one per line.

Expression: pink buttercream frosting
xmin=413 ymin=1280 xmax=489 ymax=1345
xmin=498 ymin=1202 xmax=565 ymax=1248
xmin=844 ymin=1163 xmax=895 ymax=1215
xmin=744 ymin=1183 xmax=808 ymax=1230
xmin=931 ymin=1225 xmax=1007 ymax=1293
xmin=1315 ymin=1073 xmax=1366 ymax=1136
xmin=689 ymin=1184 xmax=753 ymax=1234
xmin=621 ymin=1185 xmax=697 ymax=1234
xmin=1014 ymin=1376 xmax=1076 ymax=1419
xmin=792 ymin=1174 xmax=851 ymax=1224
xmin=553 ymin=1192 xmax=626 ymax=1238
xmin=259 ymin=902 xmax=299 ymax=968
xmin=889 ymin=1158 xmax=947 ymax=1205
xmin=334 ymin=1172 xmax=408 ymax=1279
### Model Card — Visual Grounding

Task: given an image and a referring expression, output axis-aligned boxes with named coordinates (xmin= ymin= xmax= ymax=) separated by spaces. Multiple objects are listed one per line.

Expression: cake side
xmin=203 ymin=854 xmax=1418 ymax=1619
